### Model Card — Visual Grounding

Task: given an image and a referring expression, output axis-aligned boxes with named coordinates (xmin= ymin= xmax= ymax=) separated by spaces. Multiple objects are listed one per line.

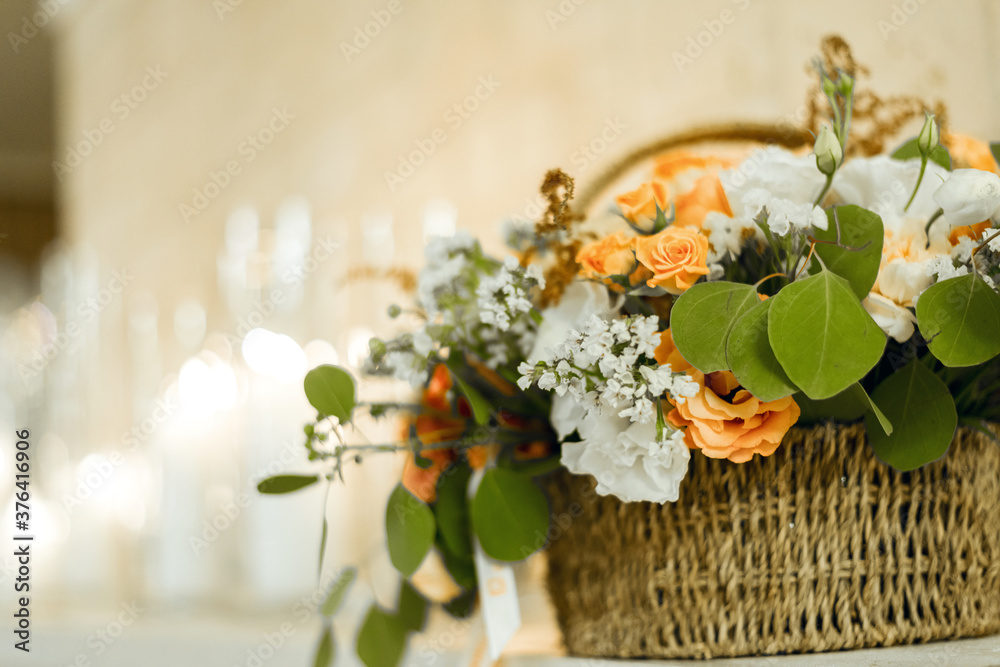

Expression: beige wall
xmin=46 ymin=0 xmax=1000 ymax=449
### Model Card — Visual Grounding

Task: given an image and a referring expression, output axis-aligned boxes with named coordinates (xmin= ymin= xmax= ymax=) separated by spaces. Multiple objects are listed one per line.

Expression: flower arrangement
xmin=260 ymin=41 xmax=1000 ymax=666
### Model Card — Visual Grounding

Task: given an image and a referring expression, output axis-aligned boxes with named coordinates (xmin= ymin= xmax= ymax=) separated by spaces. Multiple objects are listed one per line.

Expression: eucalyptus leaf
xmin=434 ymin=463 xmax=473 ymax=558
xmin=303 ymin=365 xmax=356 ymax=423
xmin=357 ymin=607 xmax=407 ymax=667
xmin=397 ymin=580 xmax=428 ymax=632
xmin=321 ymin=567 xmax=356 ymax=617
xmin=385 ymin=484 xmax=436 ymax=576
xmin=866 ymin=359 xmax=957 ymax=471
xmin=891 ymin=137 xmax=952 ymax=170
xmin=795 ymin=382 xmax=891 ymax=435
xmin=443 ymin=589 xmax=476 ymax=619
xmin=257 ymin=474 xmax=320 ymax=494
xmin=768 ymin=269 xmax=886 ymax=400
xmin=471 ymin=468 xmax=550 ymax=562
xmin=916 ymin=273 xmax=1000 ymax=367
xmin=726 ymin=299 xmax=797 ymax=401
xmin=810 ymin=205 xmax=884 ymax=299
xmin=444 ymin=359 xmax=491 ymax=426
xmin=670 ymin=281 xmax=759 ymax=373
xmin=313 ymin=626 xmax=334 ymax=667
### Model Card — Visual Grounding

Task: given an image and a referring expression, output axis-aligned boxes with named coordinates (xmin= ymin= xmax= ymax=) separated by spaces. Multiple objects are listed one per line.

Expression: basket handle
xmin=573 ymin=121 xmax=813 ymax=218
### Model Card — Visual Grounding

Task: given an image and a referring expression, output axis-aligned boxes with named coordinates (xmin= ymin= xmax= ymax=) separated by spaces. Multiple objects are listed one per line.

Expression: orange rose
xmin=402 ymin=448 xmax=455 ymax=503
xmin=633 ymin=226 xmax=710 ymax=293
xmin=575 ymin=231 xmax=637 ymax=279
xmin=673 ymin=174 xmax=732 ymax=228
xmin=616 ymin=181 xmax=670 ymax=231
xmin=944 ymin=132 xmax=1000 ymax=174
xmin=666 ymin=369 xmax=800 ymax=463
xmin=654 ymin=328 xmax=692 ymax=372
xmin=653 ymin=150 xmax=734 ymax=182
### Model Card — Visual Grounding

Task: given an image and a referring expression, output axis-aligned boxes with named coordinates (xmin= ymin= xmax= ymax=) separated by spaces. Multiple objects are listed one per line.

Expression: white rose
xmin=721 ymin=147 xmax=827 ymax=210
xmin=877 ymin=259 xmax=933 ymax=307
xmin=863 ymin=293 xmax=917 ymax=343
xmin=528 ymin=281 xmax=618 ymax=364
xmin=560 ymin=412 xmax=690 ymax=504
xmin=932 ymin=169 xmax=1000 ymax=227
xmin=550 ymin=393 xmax=586 ymax=441
xmin=830 ymin=155 xmax=949 ymax=231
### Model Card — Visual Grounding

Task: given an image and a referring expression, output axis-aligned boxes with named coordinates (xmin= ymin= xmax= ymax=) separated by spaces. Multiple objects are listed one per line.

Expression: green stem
xmin=813 ymin=173 xmax=834 ymax=207
xmin=924 ymin=208 xmax=944 ymax=248
xmin=904 ymin=156 xmax=928 ymax=213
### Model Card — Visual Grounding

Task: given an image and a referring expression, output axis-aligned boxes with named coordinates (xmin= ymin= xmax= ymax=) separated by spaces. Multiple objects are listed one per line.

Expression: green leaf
xmin=385 ymin=484 xmax=436 ymax=576
xmin=768 ymin=269 xmax=886 ymax=400
xmin=321 ymin=567 xmax=356 ymax=617
xmin=434 ymin=463 xmax=472 ymax=558
xmin=357 ymin=606 xmax=407 ymax=667
xmin=257 ymin=474 xmax=320 ymax=494
xmin=959 ymin=416 xmax=1000 ymax=443
xmin=726 ymin=299 xmax=797 ymax=401
xmin=438 ymin=540 xmax=476 ymax=590
xmin=442 ymin=589 xmax=476 ymax=618
xmin=794 ymin=382 xmax=891 ymax=435
xmin=916 ymin=273 xmax=1000 ymax=367
xmin=304 ymin=365 xmax=356 ymax=423
xmin=670 ymin=281 xmax=759 ymax=372
xmin=313 ymin=626 xmax=334 ymax=667
xmin=444 ymin=359 xmax=491 ymax=426
xmin=866 ymin=359 xmax=957 ymax=471
xmin=810 ymin=205 xmax=884 ymax=299
xmin=397 ymin=580 xmax=428 ymax=632
xmin=892 ymin=136 xmax=952 ymax=170
xmin=991 ymin=142 xmax=1000 ymax=169
xmin=471 ymin=468 xmax=550 ymax=562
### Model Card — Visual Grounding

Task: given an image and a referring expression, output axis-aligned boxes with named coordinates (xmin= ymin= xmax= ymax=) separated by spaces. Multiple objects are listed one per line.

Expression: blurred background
xmin=1 ymin=1 xmax=999 ymax=665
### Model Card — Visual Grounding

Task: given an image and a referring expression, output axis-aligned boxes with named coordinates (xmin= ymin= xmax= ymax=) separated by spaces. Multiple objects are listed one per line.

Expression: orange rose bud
xmin=653 ymin=151 xmax=734 ymax=182
xmin=423 ymin=364 xmax=453 ymax=412
xmin=673 ymin=174 xmax=732 ymax=228
xmin=402 ymin=449 xmax=455 ymax=503
xmin=666 ymin=370 xmax=800 ymax=464
xmin=616 ymin=181 xmax=670 ymax=232
xmin=634 ymin=226 xmax=710 ymax=294
xmin=575 ymin=231 xmax=636 ymax=279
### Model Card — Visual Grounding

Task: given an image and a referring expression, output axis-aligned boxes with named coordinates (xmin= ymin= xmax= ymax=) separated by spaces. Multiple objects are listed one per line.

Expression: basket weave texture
xmin=544 ymin=423 xmax=1000 ymax=659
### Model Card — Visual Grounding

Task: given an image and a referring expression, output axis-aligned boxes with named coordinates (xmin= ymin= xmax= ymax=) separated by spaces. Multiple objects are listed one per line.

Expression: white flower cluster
xmin=741 ymin=189 xmax=828 ymax=237
xmin=377 ymin=234 xmax=545 ymax=385
xmin=477 ymin=256 xmax=545 ymax=331
xmin=417 ymin=232 xmax=477 ymax=319
xmin=518 ymin=314 xmax=699 ymax=425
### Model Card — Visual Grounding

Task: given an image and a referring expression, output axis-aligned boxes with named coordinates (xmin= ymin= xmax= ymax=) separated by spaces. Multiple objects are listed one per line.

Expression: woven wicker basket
xmin=545 ymin=423 xmax=1000 ymax=659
